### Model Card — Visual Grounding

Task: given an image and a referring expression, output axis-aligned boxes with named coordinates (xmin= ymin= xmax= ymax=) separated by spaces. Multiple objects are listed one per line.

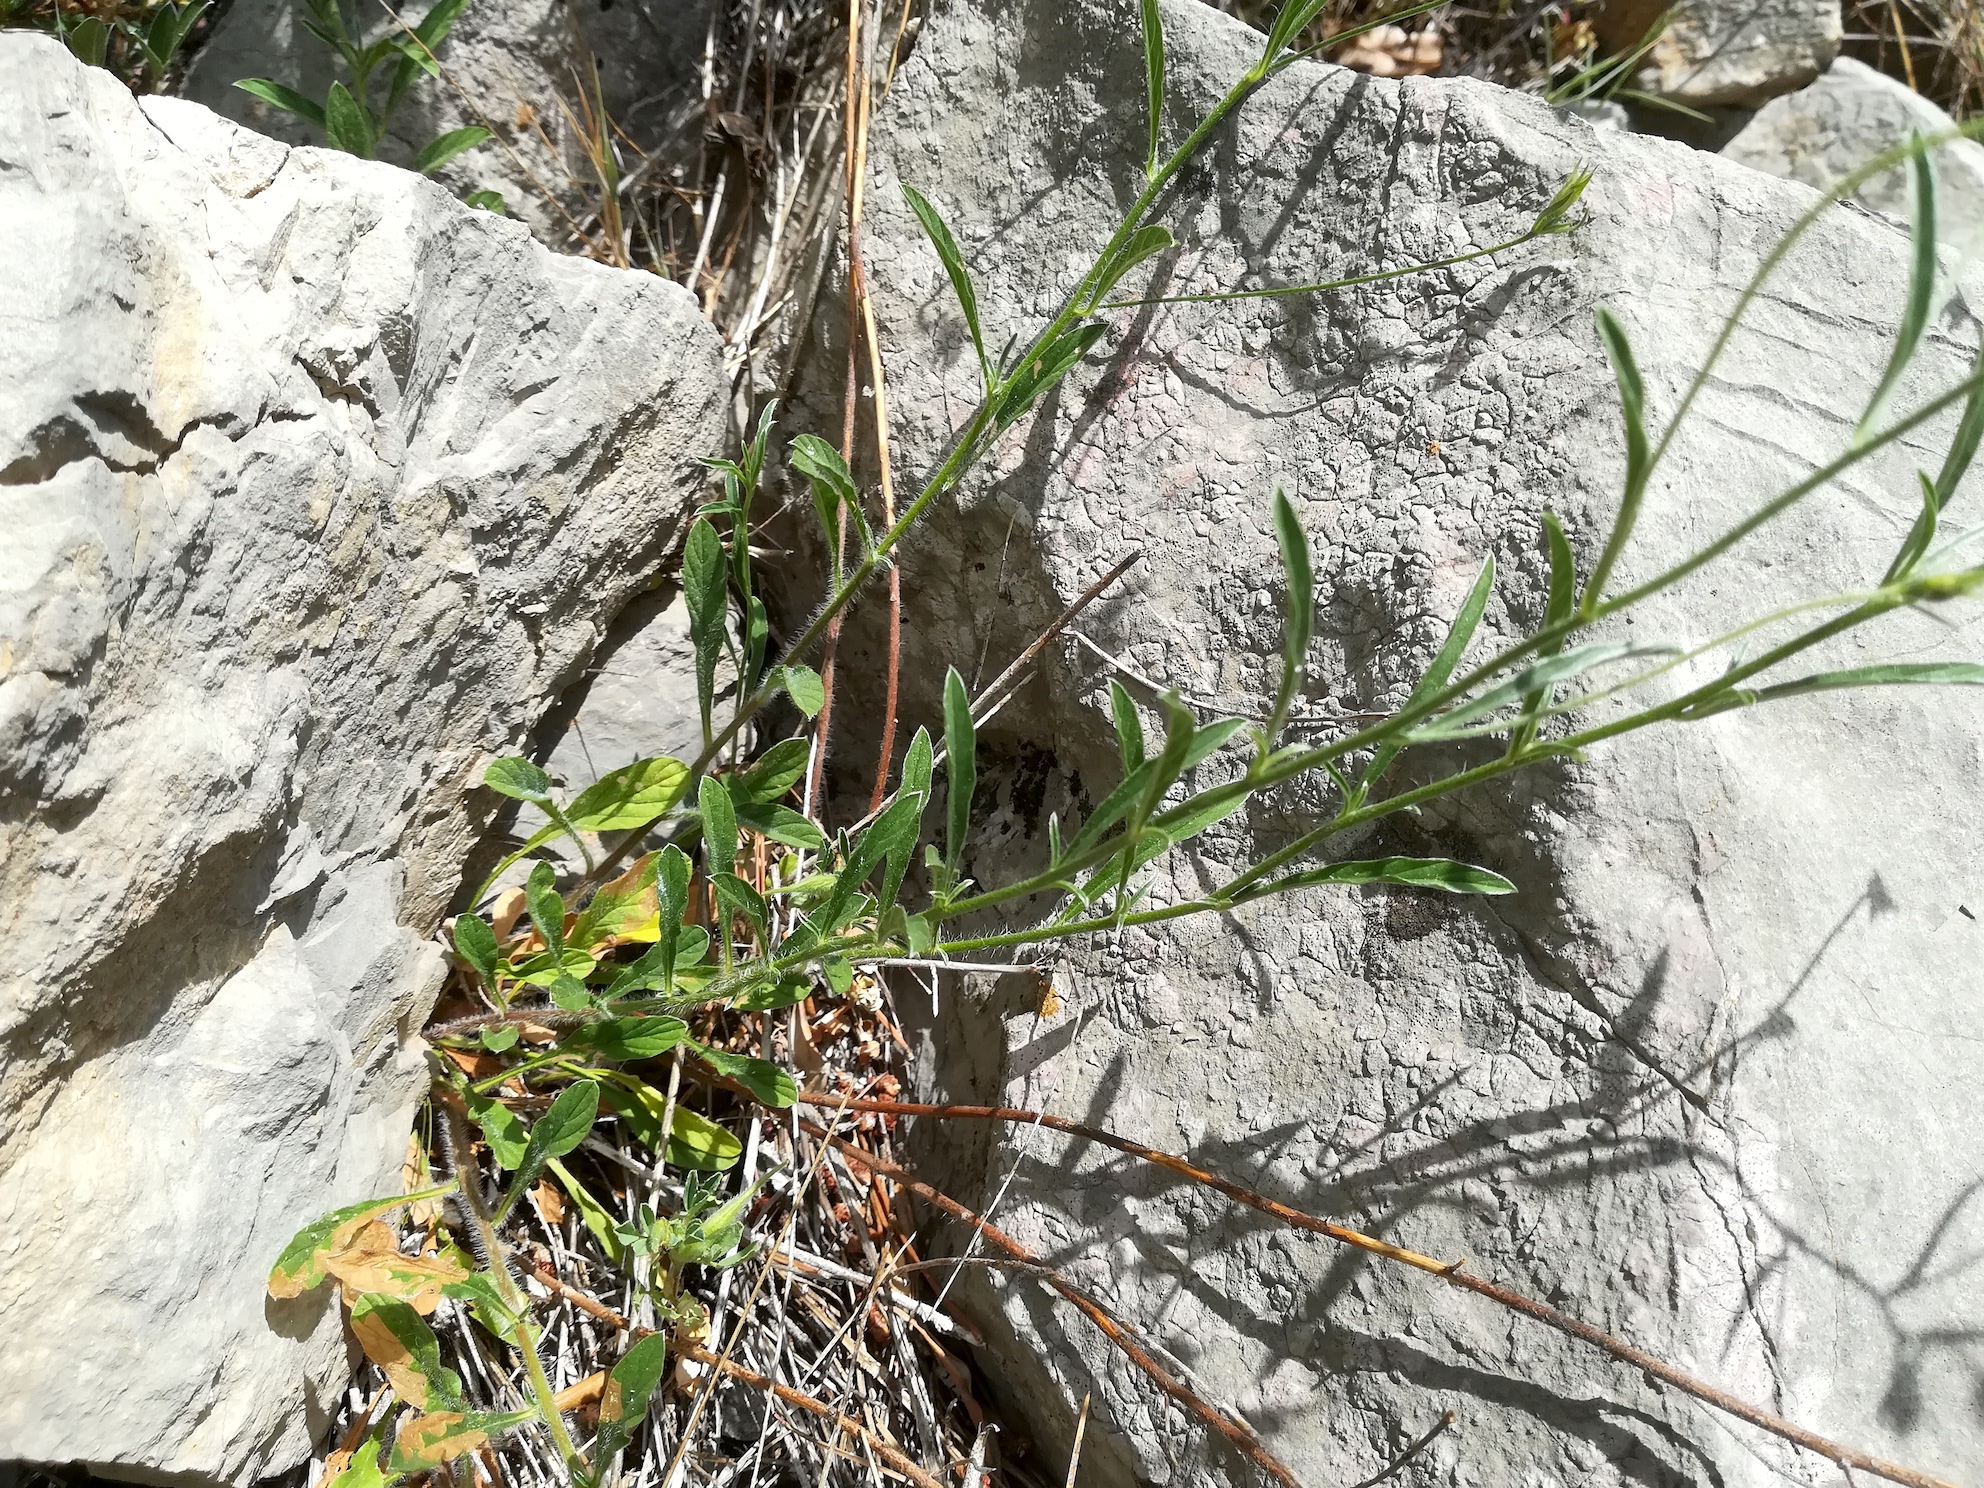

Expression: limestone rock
xmin=179 ymin=0 xmax=718 ymax=250
xmin=1597 ymin=0 xmax=1841 ymax=108
xmin=817 ymin=3 xmax=1984 ymax=1487
xmin=1724 ymin=56 xmax=1984 ymax=246
xmin=0 ymin=34 xmax=724 ymax=1483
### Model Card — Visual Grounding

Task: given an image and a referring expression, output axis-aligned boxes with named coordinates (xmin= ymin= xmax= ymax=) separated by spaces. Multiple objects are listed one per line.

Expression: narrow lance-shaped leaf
xmin=1750 ymin=661 xmax=1984 ymax=702
xmin=1109 ymin=680 xmax=1145 ymax=771
xmin=413 ymin=125 xmax=490 ymax=174
xmin=1884 ymin=473 xmax=1941 ymax=584
xmin=1233 ymin=856 xmax=1517 ymax=902
xmin=683 ymin=518 xmax=727 ymax=746
xmin=1409 ymin=641 xmax=1680 ymax=741
xmin=1935 ymin=336 xmax=1984 ymax=509
xmin=1140 ymin=0 xmax=1165 ymax=176
xmin=233 ymin=78 xmax=328 ymax=127
xmin=503 ymin=1079 xmax=599 ymax=1210
xmin=657 ymin=843 xmax=691 ymax=995
xmin=902 ymin=184 xmax=989 ymax=392
xmin=1856 ymin=139 xmax=1939 ymax=448
xmin=1090 ymin=224 xmax=1177 ymax=308
xmin=991 ymin=322 xmax=1109 ymax=434
xmin=1358 ymin=553 xmax=1494 ymax=792
xmin=902 ymin=724 xmax=934 ymax=803
xmin=943 ymin=668 xmax=976 ymax=874
xmin=700 ymin=773 xmax=738 ymax=878
xmin=143 ymin=0 xmax=211 ymax=70
xmin=1581 ymin=307 xmax=1650 ymax=613
xmin=1262 ymin=0 xmax=1332 ymax=68
xmin=1266 ymin=488 xmax=1314 ymax=743
xmin=1117 ymin=693 xmax=1197 ymax=912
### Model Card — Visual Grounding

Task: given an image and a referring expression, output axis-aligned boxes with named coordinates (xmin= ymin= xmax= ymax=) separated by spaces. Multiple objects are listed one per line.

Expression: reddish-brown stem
xmin=801 ymin=1121 xmax=1308 ymax=1488
xmin=800 ymin=1096 xmax=1964 ymax=1488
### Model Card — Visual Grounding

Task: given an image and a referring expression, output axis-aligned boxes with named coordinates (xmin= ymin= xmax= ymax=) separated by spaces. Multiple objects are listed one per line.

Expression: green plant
xmin=270 ymin=3 xmax=1984 ymax=1485
xmin=4 ymin=0 xmax=209 ymax=87
xmin=233 ymin=0 xmax=494 ymax=187
xmin=1542 ymin=5 xmax=1710 ymax=120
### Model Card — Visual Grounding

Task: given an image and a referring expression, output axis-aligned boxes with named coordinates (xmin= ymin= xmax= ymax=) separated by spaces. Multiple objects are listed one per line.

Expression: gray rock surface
xmin=1597 ymin=0 xmax=1841 ymax=107
xmin=1724 ymin=56 xmax=1984 ymax=246
xmin=0 ymin=35 xmax=724 ymax=1483
xmin=180 ymin=0 xmax=717 ymax=250
xmin=814 ymin=3 xmax=1984 ymax=1487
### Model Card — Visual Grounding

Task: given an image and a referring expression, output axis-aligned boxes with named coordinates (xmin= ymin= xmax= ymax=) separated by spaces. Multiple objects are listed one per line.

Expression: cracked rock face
xmin=817 ymin=3 xmax=1984 ymax=1486
xmin=0 ymin=36 xmax=724 ymax=1484
xmin=1597 ymin=0 xmax=1842 ymax=109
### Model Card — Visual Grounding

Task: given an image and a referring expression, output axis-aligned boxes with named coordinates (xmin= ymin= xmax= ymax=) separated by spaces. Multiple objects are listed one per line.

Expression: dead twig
xmin=800 ymin=1095 xmax=1967 ymax=1488
xmin=1350 ymin=1413 xmax=1455 ymax=1488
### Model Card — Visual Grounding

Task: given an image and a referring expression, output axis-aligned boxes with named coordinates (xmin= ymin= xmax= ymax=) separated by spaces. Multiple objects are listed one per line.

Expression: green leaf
xmin=525 ymin=861 xmax=565 ymax=958
xmin=349 ymin=1294 xmax=463 ymax=1412
xmin=571 ymin=853 xmax=660 ymax=949
xmin=464 ymin=189 xmax=508 ymax=214
xmin=1410 ymin=641 xmax=1678 ymax=741
xmin=1140 ymin=0 xmax=1165 ymax=176
xmin=574 ymin=1016 xmax=691 ymax=1061
xmin=321 ymin=1436 xmax=391 ymax=1488
xmin=65 ymin=16 xmax=109 ymax=66
xmin=1109 ymin=681 xmax=1145 ymax=771
xmin=1235 ymin=856 xmax=1516 ymax=902
xmin=683 ymin=519 xmax=728 ymax=744
xmin=735 ymin=739 xmax=811 ymax=803
xmin=388 ymin=1411 xmax=532 ymax=1473
xmin=991 ymin=322 xmax=1109 ymax=434
xmin=233 ymin=78 xmax=328 ymax=128
xmin=667 ymin=1105 xmax=744 ymax=1171
xmin=594 ymin=1333 xmax=671 ymax=1463
xmin=1857 ymin=139 xmax=1939 ymax=448
xmin=1266 ymin=488 xmax=1314 ymax=742
xmin=483 ymin=756 xmax=553 ymax=803
xmin=548 ymin=973 xmax=592 ymax=1010
xmin=902 ymin=183 xmax=989 ymax=390
xmin=412 ymin=0 xmax=471 ymax=49
xmin=1118 ymin=693 xmax=1196 ymax=906
xmin=451 ymin=914 xmax=499 ymax=987
xmin=780 ymin=664 xmax=826 ymax=718
xmin=509 ymin=946 xmax=596 ymax=987
xmin=414 ymin=125 xmax=490 ymax=173
xmin=1360 ymin=554 xmax=1494 ymax=791
xmin=467 ymin=817 xmax=564 ymax=911
xmin=568 ymin=756 xmax=691 ymax=832
xmin=1582 ymin=308 xmax=1649 ymax=612
xmin=943 ymin=668 xmax=975 ymax=873
xmin=479 ymin=1024 xmax=519 ymax=1052
xmin=603 ymin=940 xmax=669 ymax=1001
xmin=901 ymin=725 xmax=934 ymax=803
xmin=1750 ymin=662 xmax=1984 ymax=702
xmin=323 ymin=81 xmax=376 ymax=158
xmin=441 ymin=1270 xmax=520 ymax=1335
xmin=143 ymin=0 xmax=211 ymax=70
xmin=1884 ymin=473 xmax=1941 ymax=584
xmin=1935 ymin=342 xmax=1984 ymax=509
xmin=712 ymin=871 xmax=769 ymax=942
xmin=1090 ymin=224 xmax=1176 ymax=308
xmin=732 ymin=800 xmax=825 ymax=850
xmin=700 ymin=774 xmax=738 ymax=878
xmin=1512 ymin=511 xmax=1578 ymax=753
xmin=515 ymin=1079 xmax=599 ymax=1190
xmin=465 ymin=1089 xmax=528 ymax=1169
xmin=267 ymin=1184 xmax=457 ymax=1298
xmin=691 ymin=1041 xmax=797 ymax=1107
xmin=818 ymin=790 xmax=925 ymax=933
xmin=1263 ymin=0 xmax=1331 ymax=65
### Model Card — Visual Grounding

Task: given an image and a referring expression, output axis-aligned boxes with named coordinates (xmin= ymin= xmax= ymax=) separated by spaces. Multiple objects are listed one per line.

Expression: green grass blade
xmin=1935 ymin=340 xmax=1984 ymax=508
xmin=1233 ymin=855 xmax=1515 ymax=902
xmin=413 ymin=125 xmax=489 ymax=173
xmin=1511 ymin=511 xmax=1577 ymax=753
xmin=1884 ymin=472 xmax=1941 ymax=583
xmin=233 ymin=78 xmax=327 ymax=128
xmin=1751 ymin=661 xmax=1984 ymax=701
xmin=699 ymin=774 xmax=737 ymax=878
xmin=1109 ymin=680 xmax=1145 ymax=770
xmin=682 ymin=518 xmax=727 ymax=746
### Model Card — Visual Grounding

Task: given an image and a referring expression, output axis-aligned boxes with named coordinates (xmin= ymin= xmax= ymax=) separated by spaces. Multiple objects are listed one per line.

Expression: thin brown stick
xmin=679 ymin=1342 xmax=950 ymax=1488
xmin=969 ymin=549 xmax=1143 ymax=726
xmin=801 ymin=1121 xmax=1307 ymax=1488
xmin=800 ymin=1096 xmax=1966 ymax=1488
xmin=809 ymin=0 xmax=874 ymax=816
xmin=1350 ymin=1413 xmax=1454 ymax=1488
xmin=1064 ymin=1392 xmax=1091 ymax=1488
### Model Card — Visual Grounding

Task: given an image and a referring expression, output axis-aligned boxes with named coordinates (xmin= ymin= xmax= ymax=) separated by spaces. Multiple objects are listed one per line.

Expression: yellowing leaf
xmin=389 ymin=1413 xmax=485 ymax=1471
xmin=323 ymin=1221 xmax=469 ymax=1313
xmin=267 ymin=1183 xmax=456 ymax=1299
xmin=349 ymin=1294 xmax=463 ymax=1411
